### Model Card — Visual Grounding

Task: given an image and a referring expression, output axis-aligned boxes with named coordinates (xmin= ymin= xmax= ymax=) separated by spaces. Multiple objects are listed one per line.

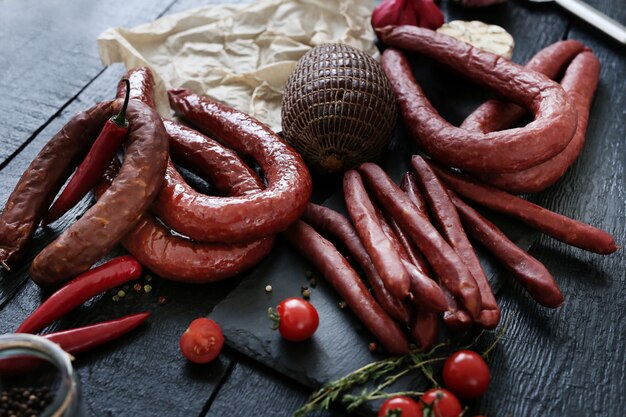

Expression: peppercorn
xmin=0 ymin=386 xmax=53 ymax=417
xmin=158 ymin=296 xmax=166 ymax=305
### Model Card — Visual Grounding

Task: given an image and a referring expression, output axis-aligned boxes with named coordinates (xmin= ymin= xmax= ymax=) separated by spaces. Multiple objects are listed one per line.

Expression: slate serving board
xmin=210 ymin=128 xmax=539 ymax=414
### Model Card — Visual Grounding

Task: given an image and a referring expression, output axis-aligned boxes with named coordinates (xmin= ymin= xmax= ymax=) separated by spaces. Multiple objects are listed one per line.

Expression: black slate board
xmin=210 ymin=133 xmax=539 ymax=411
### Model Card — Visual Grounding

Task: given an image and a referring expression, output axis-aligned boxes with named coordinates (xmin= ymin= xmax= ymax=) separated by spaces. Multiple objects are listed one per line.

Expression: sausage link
xmin=167 ymin=88 xmax=312 ymax=242
xmin=388 ymin=217 xmax=431 ymax=276
xmin=461 ymin=40 xmax=586 ymax=133
xmin=284 ymin=221 xmax=409 ymax=355
xmin=476 ymin=51 xmax=601 ymax=193
xmin=0 ymin=101 xmax=114 ymax=269
xmin=302 ymin=204 xmax=411 ymax=325
xmin=375 ymin=207 xmax=447 ymax=313
xmin=400 ymin=172 xmax=428 ymax=215
xmin=358 ymin=163 xmax=482 ymax=319
xmin=411 ymin=156 xmax=500 ymax=329
xmin=343 ymin=170 xmax=411 ymax=299
xmin=411 ymin=310 xmax=438 ymax=350
xmin=378 ymin=27 xmax=577 ymax=173
xmin=448 ymin=191 xmax=564 ymax=307
xmin=116 ymin=67 xmax=156 ymax=109
xmin=29 ymin=100 xmax=169 ymax=287
xmin=428 ymin=161 xmax=618 ymax=254
xmin=400 ymin=172 xmax=473 ymax=330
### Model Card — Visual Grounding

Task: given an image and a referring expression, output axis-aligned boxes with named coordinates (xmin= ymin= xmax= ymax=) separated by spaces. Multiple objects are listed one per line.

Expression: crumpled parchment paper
xmin=98 ymin=0 xmax=377 ymax=131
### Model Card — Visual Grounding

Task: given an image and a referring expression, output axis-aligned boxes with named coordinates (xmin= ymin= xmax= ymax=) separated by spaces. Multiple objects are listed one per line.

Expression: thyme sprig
xmin=294 ymin=343 xmax=447 ymax=417
xmin=294 ymin=322 xmax=508 ymax=417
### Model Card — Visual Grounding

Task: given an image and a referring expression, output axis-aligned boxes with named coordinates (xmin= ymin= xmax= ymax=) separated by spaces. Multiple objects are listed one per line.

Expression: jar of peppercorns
xmin=0 ymin=334 xmax=83 ymax=417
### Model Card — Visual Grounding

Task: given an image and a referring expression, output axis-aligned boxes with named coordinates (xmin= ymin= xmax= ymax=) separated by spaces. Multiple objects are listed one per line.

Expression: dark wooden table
xmin=1 ymin=0 xmax=624 ymax=416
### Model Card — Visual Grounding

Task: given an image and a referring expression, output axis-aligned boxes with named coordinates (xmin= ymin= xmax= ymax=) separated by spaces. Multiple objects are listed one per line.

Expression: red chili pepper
xmin=0 ymin=312 xmax=150 ymax=376
xmin=44 ymin=311 xmax=150 ymax=354
xmin=42 ymin=79 xmax=131 ymax=225
xmin=17 ymin=255 xmax=142 ymax=334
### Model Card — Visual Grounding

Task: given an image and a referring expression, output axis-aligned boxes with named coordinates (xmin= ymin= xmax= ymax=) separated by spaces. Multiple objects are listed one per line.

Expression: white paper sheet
xmin=98 ymin=0 xmax=377 ymax=131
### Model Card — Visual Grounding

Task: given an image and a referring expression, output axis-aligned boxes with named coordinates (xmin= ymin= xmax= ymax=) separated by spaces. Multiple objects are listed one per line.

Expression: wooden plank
xmin=468 ymin=3 xmax=626 ymax=417
xmin=0 ymin=0 xmax=178 ymax=166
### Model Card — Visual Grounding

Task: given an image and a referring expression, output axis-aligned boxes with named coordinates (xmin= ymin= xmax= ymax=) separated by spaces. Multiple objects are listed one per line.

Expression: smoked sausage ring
xmin=110 ymin=67 xmax=274 ymax=283
xmin=167 ymin=88 xmax=312 ymax=242
xmin=95 ymin=161 xmax=274 ymax=283
xmin=378 ymin=26 xmax=578 ymax=174
xmin=471 ymin=51 xmax=601 ymax=193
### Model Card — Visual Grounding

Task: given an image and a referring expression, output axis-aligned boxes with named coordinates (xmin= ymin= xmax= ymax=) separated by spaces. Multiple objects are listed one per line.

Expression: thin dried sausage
xmin=428 ymin=161 xmax=618 ymax=254
xmin=448 ymin=190 xmax=564 ymax=307
xmin=343 ymin=170 xmax=411 ymax=299
xmin=358 ymin=162 xmax=482 ymax=319
xmin=302 ymin=204 xmax=411 ymax=325
xmin=284 ymin=220 xmax=409 ymax=355
xmin=375 ymin=207 xmax=447 ymax=313
xmin=411 ymin=156 xmax=500 ymax=329
xmin=400 ymin=171 xmax=473 ymax=330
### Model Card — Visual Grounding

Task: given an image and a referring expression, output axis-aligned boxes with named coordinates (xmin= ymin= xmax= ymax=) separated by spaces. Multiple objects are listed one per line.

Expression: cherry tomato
xmin=420 ymin=388 xmax=462 ymax=417
xmin=273 ymin=298 xmax=319 ymax=341
xmin=442 ymin=350 xmax=490 ymax=399
xmin=378 ymin=396 xmax=422 ymax=417
xmin=179 ymin=318 xmax=224 ymax=364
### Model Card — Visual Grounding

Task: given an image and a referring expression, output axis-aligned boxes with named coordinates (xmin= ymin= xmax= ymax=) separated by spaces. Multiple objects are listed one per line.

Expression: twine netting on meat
xmin=282 ymin=44 xmax=397 ymax=174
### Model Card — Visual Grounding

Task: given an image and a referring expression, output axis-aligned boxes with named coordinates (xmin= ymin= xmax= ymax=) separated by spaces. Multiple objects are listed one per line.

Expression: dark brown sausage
xmin=475 ymin=51 xmax=601 ymax=193
xmin=411 ymin=156 xmax=500 ymax=329
xmin=302 ymin=204 xmax=411 ymax=325
xmin=116 ymin=67 xmax=156 ymax=109
xmin=284 ymin=220 xmax=409 ymax=355
xmin=427 ymin=161 xmax=618 ymax=254
xmin=378 ymin=27 xmax=577 ymax=174
xmin=448 ymin=191 xmax=564 ymax=307
xmin=0 ymin=101 xmax=115 ymax=269
xmin=400 ymin=172 xmax=473 ymax=330
xmin=343 ymin=170 xmax=411 ymax=299
xmin=95 ymin=162 xmax=274 ymax=283
xmin=28 ymin=100 xmax=168 ymax=287
xmin=357 ymin=163 xmax=482 ymax=319
xmin=167 ymin=88 xmax=312 ymax=242
xmin=460 ymin=40 xmax=586 ymax=133
xmin=375 ymin=207 xmax=447 ymax=313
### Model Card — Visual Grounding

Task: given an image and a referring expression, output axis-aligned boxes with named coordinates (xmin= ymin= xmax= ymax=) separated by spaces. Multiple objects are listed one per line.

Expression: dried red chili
xmin=42 ymin=79 xmax=131 ymax=225
xmin=17 ymin=255 xmax=142 ymax=334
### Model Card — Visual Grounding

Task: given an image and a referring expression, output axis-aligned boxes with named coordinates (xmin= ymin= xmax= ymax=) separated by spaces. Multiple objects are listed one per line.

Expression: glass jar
xmin=0 ymin=333 xmax=84 ymax=417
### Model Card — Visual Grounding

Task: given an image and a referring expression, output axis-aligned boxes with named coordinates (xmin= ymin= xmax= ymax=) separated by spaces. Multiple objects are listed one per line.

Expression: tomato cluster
xmin=378 ymin=350 xmax=490 ymax=417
